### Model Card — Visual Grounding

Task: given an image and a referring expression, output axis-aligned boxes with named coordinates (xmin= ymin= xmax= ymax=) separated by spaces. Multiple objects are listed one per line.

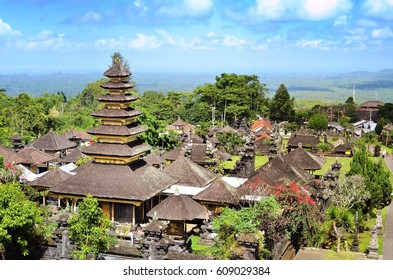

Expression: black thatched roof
xmin=29 ymin=168 xmax=73 ymax=189
xmin=144 ymin=151 xmax=163 ymax=166
xmin=246 ymin=154 xmax=311 ymax=186
xmin=50 ymin=160 xmax=177 ymax=201
xmin=97 ymin=93 xmax=139 ymax=102
xmin=87 ymin=124 xmax=147 ymax=137
xmin=334 ymin=141 xmax=352 ymax=153
xmin=287 ymin=133 xmax=321 ymax=149
xmin=103 ymin=64 xmax=130 ymax=77
xmin=27 ymin=131 xmax=77 ymax=151
xmin=91 ymin=108 xmax=142 ymax=118
xmin=163 ymin=156 xmax=218 ymax=188
xmin=100 ymin=81 xmax=134 ymax=90
xmin=283 ymin=147 xmax=325 ymax=171
xmin=192 ymin=178 xmax=237 ymax=204
xmin=17 ymin=147 xmax=56 ymax=165
xmin=82 ymin=141 xmax=151 ymax=157
xmin=146 ymin=194 xmax=208 ymax=221
xmin=59 ymin=148 xmax=87 ymax=164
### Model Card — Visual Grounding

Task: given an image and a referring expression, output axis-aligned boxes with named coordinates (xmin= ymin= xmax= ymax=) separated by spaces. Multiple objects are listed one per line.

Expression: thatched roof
xmin=97 ymin=93 xmax=139 ymax=102
xmin=27 ymin=131 xmax=77 ymax=151
xmin=17 ymin=147 xmax=56 ymax=165
xmin=29 ymin=168 xmax=73 ymax=189
xmin=246 ymin=154 xmax=311 ymax=186
xmin=82 ymin=141 xmax=151 ymax=157
xmin=334 ymin=141 xmax=352 ymax=153
xmin=0 ymin=145 xmax=24 ymax=165
xmin=91 ymin=108 xmax=142 ymax=118
xmin=163 ymin=156 xmax=218 ymax=188
xmin=88 ymin=124 xmax=147 ymax=136
xmin=146 ymin=194 xmax=208 ymax=221
xmin=103 ymin=64 xmax=130 ymax=77
xmin=59 ymin=148 xmax=87 ymax=164
xmin=61 ymin=129 xmax=92 ymax=141
xmin=283 ymin=147 xmax=325 ymax=171
xmin=100 ymin=80 xmax=134 ymax=90
xmin=50 ymin=160 xmax=178 ymax=201
xmin=193 ymin=178 xmax=238 ymax=204
xmin=287 ymin=133 xmax=321 ymax=149
xmin=144 ymin=151 xmax=163 ymax=166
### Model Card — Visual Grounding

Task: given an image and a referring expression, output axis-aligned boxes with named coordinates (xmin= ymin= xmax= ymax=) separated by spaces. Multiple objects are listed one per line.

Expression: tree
xmin=326 ymin=174 xmax=370 ymax=210
xmin=269 ymin=84 xmax=295 ymax=123
xmin=308 ymin=113 xmax=328 ymax=133
xmin=68 ymin=194 xmax=114 ymax=260
xmin=111 ymin=52 xmax=130 ymax=70
xmin=0 ymin=182 xmax=51 ymax=259
xmin=317 ymin=142 xmax=331 ymax=156
xmin=195 ymin=73 xmax=268 ymax=125
xmin=346 ymin=149 xmax=392 ymax=213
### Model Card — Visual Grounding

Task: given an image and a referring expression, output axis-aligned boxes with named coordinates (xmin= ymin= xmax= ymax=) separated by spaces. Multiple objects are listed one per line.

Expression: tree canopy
xmin=269 ymin=84 xmax=295 ymax=123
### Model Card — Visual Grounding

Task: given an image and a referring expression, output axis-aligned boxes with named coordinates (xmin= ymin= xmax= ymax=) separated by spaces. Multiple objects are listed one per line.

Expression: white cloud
xmin=13 ymin=30 xmax=82 ymax=51
xmin=223 ymin=35 xmax=246 ymax=47
xmin=247 ymin=0 xmax=352 ymax=21
xmin=206 ymin=32 xmax=216 ymax=38
xmin=363 ymin=0 xmax=393 ymax=19
xmin=0 ymin=18 xmax=22 ymax=36
xmin=371 ymin=26 xmax=393 ymax=39
xmin=128 ymin=34 xmax=161 ymax=50
xmin=301 ymin=0 xmax=352 ymax=20
xmin=158 ymin=0 xmax=213 ymax=17
xmin=155 ymin=29 xmax=176 ymax=46
xmin=295 ymin=39 xmax=334 ymax=50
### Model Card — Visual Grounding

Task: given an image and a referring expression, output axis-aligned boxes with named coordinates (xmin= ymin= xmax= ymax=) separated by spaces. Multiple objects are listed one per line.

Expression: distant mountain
xmin=0 ymin=72 xmax=216 ymax=98
xmin=1 ymin=70 xmax=392 ymax=103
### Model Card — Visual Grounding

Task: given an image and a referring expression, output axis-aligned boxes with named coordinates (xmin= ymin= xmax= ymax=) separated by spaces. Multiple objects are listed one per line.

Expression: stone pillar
xmin=376 ymin=210 xmax=383 ymax=236
xmin=351 ymin=212 xmax=359 ymax=252
xmin=366 ymin=226 xmax=379 ymax=259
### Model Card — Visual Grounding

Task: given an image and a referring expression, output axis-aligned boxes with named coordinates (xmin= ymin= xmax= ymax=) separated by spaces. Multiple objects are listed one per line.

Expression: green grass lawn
xmin=314 ymin=156 xmax=352 ymax=180
xmin=221 ymin=155 xmax=269 ymax=171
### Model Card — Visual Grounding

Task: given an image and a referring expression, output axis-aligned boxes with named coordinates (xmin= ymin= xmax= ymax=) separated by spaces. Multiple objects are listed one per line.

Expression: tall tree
xmin=346 ymin=149 xmax=392 ymax=213
xmin=269 ymin=84 xmax=295 ymax=123
xmin=308 ymin=113 xmax=329 ymax=133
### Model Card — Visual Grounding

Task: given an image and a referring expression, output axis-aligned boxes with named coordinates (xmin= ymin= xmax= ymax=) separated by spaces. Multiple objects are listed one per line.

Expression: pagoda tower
xmin=51 ymin=59 xmax=177 ymax=224
xmin=83 ymin=60 xmax=150 ymax=164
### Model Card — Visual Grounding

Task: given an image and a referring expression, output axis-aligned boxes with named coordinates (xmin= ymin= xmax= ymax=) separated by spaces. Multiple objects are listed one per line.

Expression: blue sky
xmin=1 ymin=0 xmax=393 ymax=74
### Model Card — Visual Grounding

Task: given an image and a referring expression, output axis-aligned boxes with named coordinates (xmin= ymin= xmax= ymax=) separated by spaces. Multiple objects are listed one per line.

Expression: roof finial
xmin=114 ymin=57 xmax=121 ymax=66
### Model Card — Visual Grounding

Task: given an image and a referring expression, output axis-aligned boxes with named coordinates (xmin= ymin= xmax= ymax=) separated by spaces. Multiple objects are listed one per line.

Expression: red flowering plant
xmin=244 ymin=179 xmax=322 ymax=250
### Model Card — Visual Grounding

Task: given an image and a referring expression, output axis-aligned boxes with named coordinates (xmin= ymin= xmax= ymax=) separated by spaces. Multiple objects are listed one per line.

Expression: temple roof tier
xmin=97 ymin=93 xmax=139 ymax=102
xmin=100 ymin=80 xmax=135 ymax=90
xmin=91 ymin=108 xmax=143 ymax=118
xmin=103 ymin=64 xmax=130 ymax=77
xmin=88 ymin=124 xmax=147 ymax=136
xmin=82 ymin=141 xmax=151 ymax=158
xmin=50 ymin=161 xmax=178 ymax=202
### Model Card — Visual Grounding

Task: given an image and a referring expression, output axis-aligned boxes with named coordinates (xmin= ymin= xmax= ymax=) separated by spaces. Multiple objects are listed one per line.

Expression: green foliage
xmin=308 ymin=113 xmax=329 ymax=132
xmin=195 ymin=73 xmax=268 ymax=125
xmin=270 ymin=84 xmax=295 ymax=122
xmin=216 ymin=132 xmax=245 ymax=154
xmin=68 ymin=194 xmax=114 ymax=260
xmin=0 ymin=182 xmax=51 ymax=257
xmin=347 ymin=149 xmax=392 ymax=212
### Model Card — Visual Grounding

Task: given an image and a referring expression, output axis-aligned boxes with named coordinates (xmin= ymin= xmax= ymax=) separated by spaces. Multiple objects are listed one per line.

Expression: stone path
xmin=382 ymin=156 xmax=393 ymax=260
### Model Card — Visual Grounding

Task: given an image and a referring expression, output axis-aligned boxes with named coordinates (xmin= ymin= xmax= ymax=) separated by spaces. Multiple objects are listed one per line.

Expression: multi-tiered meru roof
xmin=51 ymin=61 xmax=177 ymax=204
